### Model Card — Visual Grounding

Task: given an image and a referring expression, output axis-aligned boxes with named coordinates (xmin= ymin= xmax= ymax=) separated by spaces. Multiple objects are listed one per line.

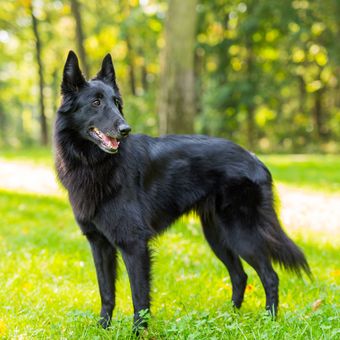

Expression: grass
xmin=0 ymin=147 xmax=53 ymax=167
xmin=261 ymin=154 xmax=340 ymax=192
xmin=0 ymin=150 xmax=339 ymax=339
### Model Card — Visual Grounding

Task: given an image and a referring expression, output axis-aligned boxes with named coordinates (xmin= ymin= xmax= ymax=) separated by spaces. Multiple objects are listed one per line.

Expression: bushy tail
xmin=258 ymin=201 xmax=312 ymax=278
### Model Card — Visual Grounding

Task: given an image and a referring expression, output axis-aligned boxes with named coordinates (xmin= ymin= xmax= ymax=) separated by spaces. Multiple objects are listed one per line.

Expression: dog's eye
xmin=92 ymin=99 xmax=101 ymax=107
xmin=113 ymin=98 xmax=120 ymax=107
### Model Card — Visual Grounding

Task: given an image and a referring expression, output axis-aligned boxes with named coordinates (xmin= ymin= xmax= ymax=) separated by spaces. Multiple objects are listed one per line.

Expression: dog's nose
xmin=118 ymin=124 xmax=131 ymax=137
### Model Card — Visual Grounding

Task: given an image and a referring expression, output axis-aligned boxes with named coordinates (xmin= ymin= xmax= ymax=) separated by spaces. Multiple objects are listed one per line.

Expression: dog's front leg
xmin=86 ymin=231 xmax=118 ymax=328
xmin=120 ymin=240 xmax=151 ymax=333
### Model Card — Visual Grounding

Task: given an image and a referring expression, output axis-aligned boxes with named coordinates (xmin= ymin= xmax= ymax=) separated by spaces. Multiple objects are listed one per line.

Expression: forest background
xmin=1 ymin=0 xmax=339 ymax=152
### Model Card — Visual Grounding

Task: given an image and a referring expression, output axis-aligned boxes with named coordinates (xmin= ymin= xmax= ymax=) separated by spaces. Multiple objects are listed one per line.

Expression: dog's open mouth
xmin=88 ymin=127 xmax=120 ymax=153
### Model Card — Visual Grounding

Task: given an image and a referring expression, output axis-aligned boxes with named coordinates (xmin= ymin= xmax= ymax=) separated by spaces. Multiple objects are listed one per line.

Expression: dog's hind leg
xmin=200 ymin=216 xmax=248 ymax=309
xmin=215 ymin=180 xmax=280 ymax=316
xmin=86 ymin=230 xmax=118 ymax=328
xmin=119 ymin=240 xmax=151 ymax=333
xmin=238 ymin=247 xmax=279 ymax=316
xmin=219 ymin=217 xmax=279 ymax=316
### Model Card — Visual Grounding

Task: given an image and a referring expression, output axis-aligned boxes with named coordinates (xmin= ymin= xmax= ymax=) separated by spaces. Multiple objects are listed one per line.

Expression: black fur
xmin=54 ymin=51 xmax=310 ymax=331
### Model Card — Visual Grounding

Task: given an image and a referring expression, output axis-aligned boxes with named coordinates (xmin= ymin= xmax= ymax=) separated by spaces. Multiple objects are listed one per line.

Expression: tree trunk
xmin=30 ymin=3 xmax=48 ymax=146
xmin=313 ymin=88 xmax=324 ymax=140
xmin=246 ymin=102 xmax=255 ymax=149
xmin=141 ymin=61 xmax=148 ymax=93
xmin=245 ymin=37 xmax=256 ymax=149
xmin=298 ymin=75 xmax=306 ymax=114
xmin=51 ymin=69 xmax=59 ymax=115
xmin=0 ymin=105 xmax=7 ymax=145
xmin=126 ymin=35 xmax=137 ymax=96
xmin=158 ymin=0 xmax=198 ymax=135
xmin=70 ymin=0 xmax=89 ymax=77
xmin=194 ymin=47 xmax=204 ymax=117
xmin=334 ymin=1 xmax=340 ymax=108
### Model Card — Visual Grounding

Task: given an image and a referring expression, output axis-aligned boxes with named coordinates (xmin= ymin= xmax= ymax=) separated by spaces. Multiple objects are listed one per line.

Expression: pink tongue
xmin=102 ymin=135 xmax=119 ymax=149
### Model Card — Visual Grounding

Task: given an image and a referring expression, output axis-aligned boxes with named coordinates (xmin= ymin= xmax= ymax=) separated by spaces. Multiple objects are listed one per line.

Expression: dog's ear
xmin=96 ymin=54 xmax=118 ymax=89
xmin=61 ymin=50 xmax=87 ymax=95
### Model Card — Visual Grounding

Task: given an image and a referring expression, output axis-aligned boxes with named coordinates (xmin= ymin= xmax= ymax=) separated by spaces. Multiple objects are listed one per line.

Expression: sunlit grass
xmin=261 ymin=154 xmax=340 ymax=192
xmin=0 ymin=147 xmax=53 ymax=166
xmin=0 ymin=190 xmax=339 ymax=339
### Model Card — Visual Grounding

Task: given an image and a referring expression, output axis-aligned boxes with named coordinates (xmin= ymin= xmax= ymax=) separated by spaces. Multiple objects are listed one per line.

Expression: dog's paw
xmin=98 ymin=315 xmax=111 ymax=329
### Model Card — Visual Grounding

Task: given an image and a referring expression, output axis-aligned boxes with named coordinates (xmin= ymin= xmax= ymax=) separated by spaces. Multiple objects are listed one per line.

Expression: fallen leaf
xmin=246 ymin=284 xmax=255 ymax=293
xmin=312 ymin=299 xmax=322 ymax=311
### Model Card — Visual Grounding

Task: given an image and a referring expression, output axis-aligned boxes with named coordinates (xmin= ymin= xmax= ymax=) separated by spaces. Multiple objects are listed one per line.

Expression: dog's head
xmin=58 ymin=51 xmax=130 ymax=154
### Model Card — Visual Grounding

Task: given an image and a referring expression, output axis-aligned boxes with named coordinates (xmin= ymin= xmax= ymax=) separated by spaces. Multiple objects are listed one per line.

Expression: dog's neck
xmin=54 ymin=122 xmax=123 ymax=221
xmin=54 ymin=118 xmax=113 ymax=168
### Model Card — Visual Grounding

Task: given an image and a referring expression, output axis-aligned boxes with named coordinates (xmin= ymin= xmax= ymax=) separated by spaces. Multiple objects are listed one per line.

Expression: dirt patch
xmin=276 ymin=184 xmax=340 ymax=237
xmin=0 ymin=159 xmax=63 ymax=196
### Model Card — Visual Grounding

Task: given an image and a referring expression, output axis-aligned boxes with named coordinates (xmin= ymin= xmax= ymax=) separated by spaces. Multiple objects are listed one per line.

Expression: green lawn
xmin=0 ymin=151 xmax=339 ymax=339
xmin=261 ymin=154 xmax=340 ymax=192
xmin=0 ymin=147 xmax=53 ymax=167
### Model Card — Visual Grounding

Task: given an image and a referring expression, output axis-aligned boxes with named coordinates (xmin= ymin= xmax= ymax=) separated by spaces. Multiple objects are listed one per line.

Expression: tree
xmin=70 ymin=0 xmax=89 ymax=77
xmin=158 ymin=0 xmax=198 ymax=134
xmin=30 ymin=1 xmax=48 ymax=146
xmin=0 ymin=102 xmax=7 ymax=145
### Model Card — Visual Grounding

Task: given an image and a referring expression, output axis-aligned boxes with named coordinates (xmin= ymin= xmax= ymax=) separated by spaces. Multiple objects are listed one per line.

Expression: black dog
xmin=54 ymin=51 xmax=310 ymax=331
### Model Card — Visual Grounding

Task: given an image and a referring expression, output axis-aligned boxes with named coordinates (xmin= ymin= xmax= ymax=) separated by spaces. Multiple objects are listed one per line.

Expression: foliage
xmin=0 ymin=0 xmax=163 ymax=146
xmin=196 ymin=0 xmax=340 ymax=151
xmin=0 ymin=0 xmax=339 ymax=151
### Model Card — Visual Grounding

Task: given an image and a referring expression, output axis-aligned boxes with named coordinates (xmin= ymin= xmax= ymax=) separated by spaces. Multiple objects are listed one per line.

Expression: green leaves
xmin=197 ymin=0 xmax=340 ymax=150
xmin=0 ymin=0 xmax=339 ymax=151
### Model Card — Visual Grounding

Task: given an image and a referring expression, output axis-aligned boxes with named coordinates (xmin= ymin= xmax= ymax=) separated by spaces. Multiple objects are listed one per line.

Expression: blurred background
xmin=0 ymin=0 xmax=339 ymax=152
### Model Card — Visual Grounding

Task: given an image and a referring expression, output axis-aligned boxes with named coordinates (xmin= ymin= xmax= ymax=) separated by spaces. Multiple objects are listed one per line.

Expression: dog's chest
xmin=64 ymin=165 xmax=120 ymax=221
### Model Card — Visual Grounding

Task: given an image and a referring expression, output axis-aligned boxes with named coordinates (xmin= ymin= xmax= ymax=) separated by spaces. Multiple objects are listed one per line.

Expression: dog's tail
xmin=258 ymin=186 xmax=311 ymax=278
